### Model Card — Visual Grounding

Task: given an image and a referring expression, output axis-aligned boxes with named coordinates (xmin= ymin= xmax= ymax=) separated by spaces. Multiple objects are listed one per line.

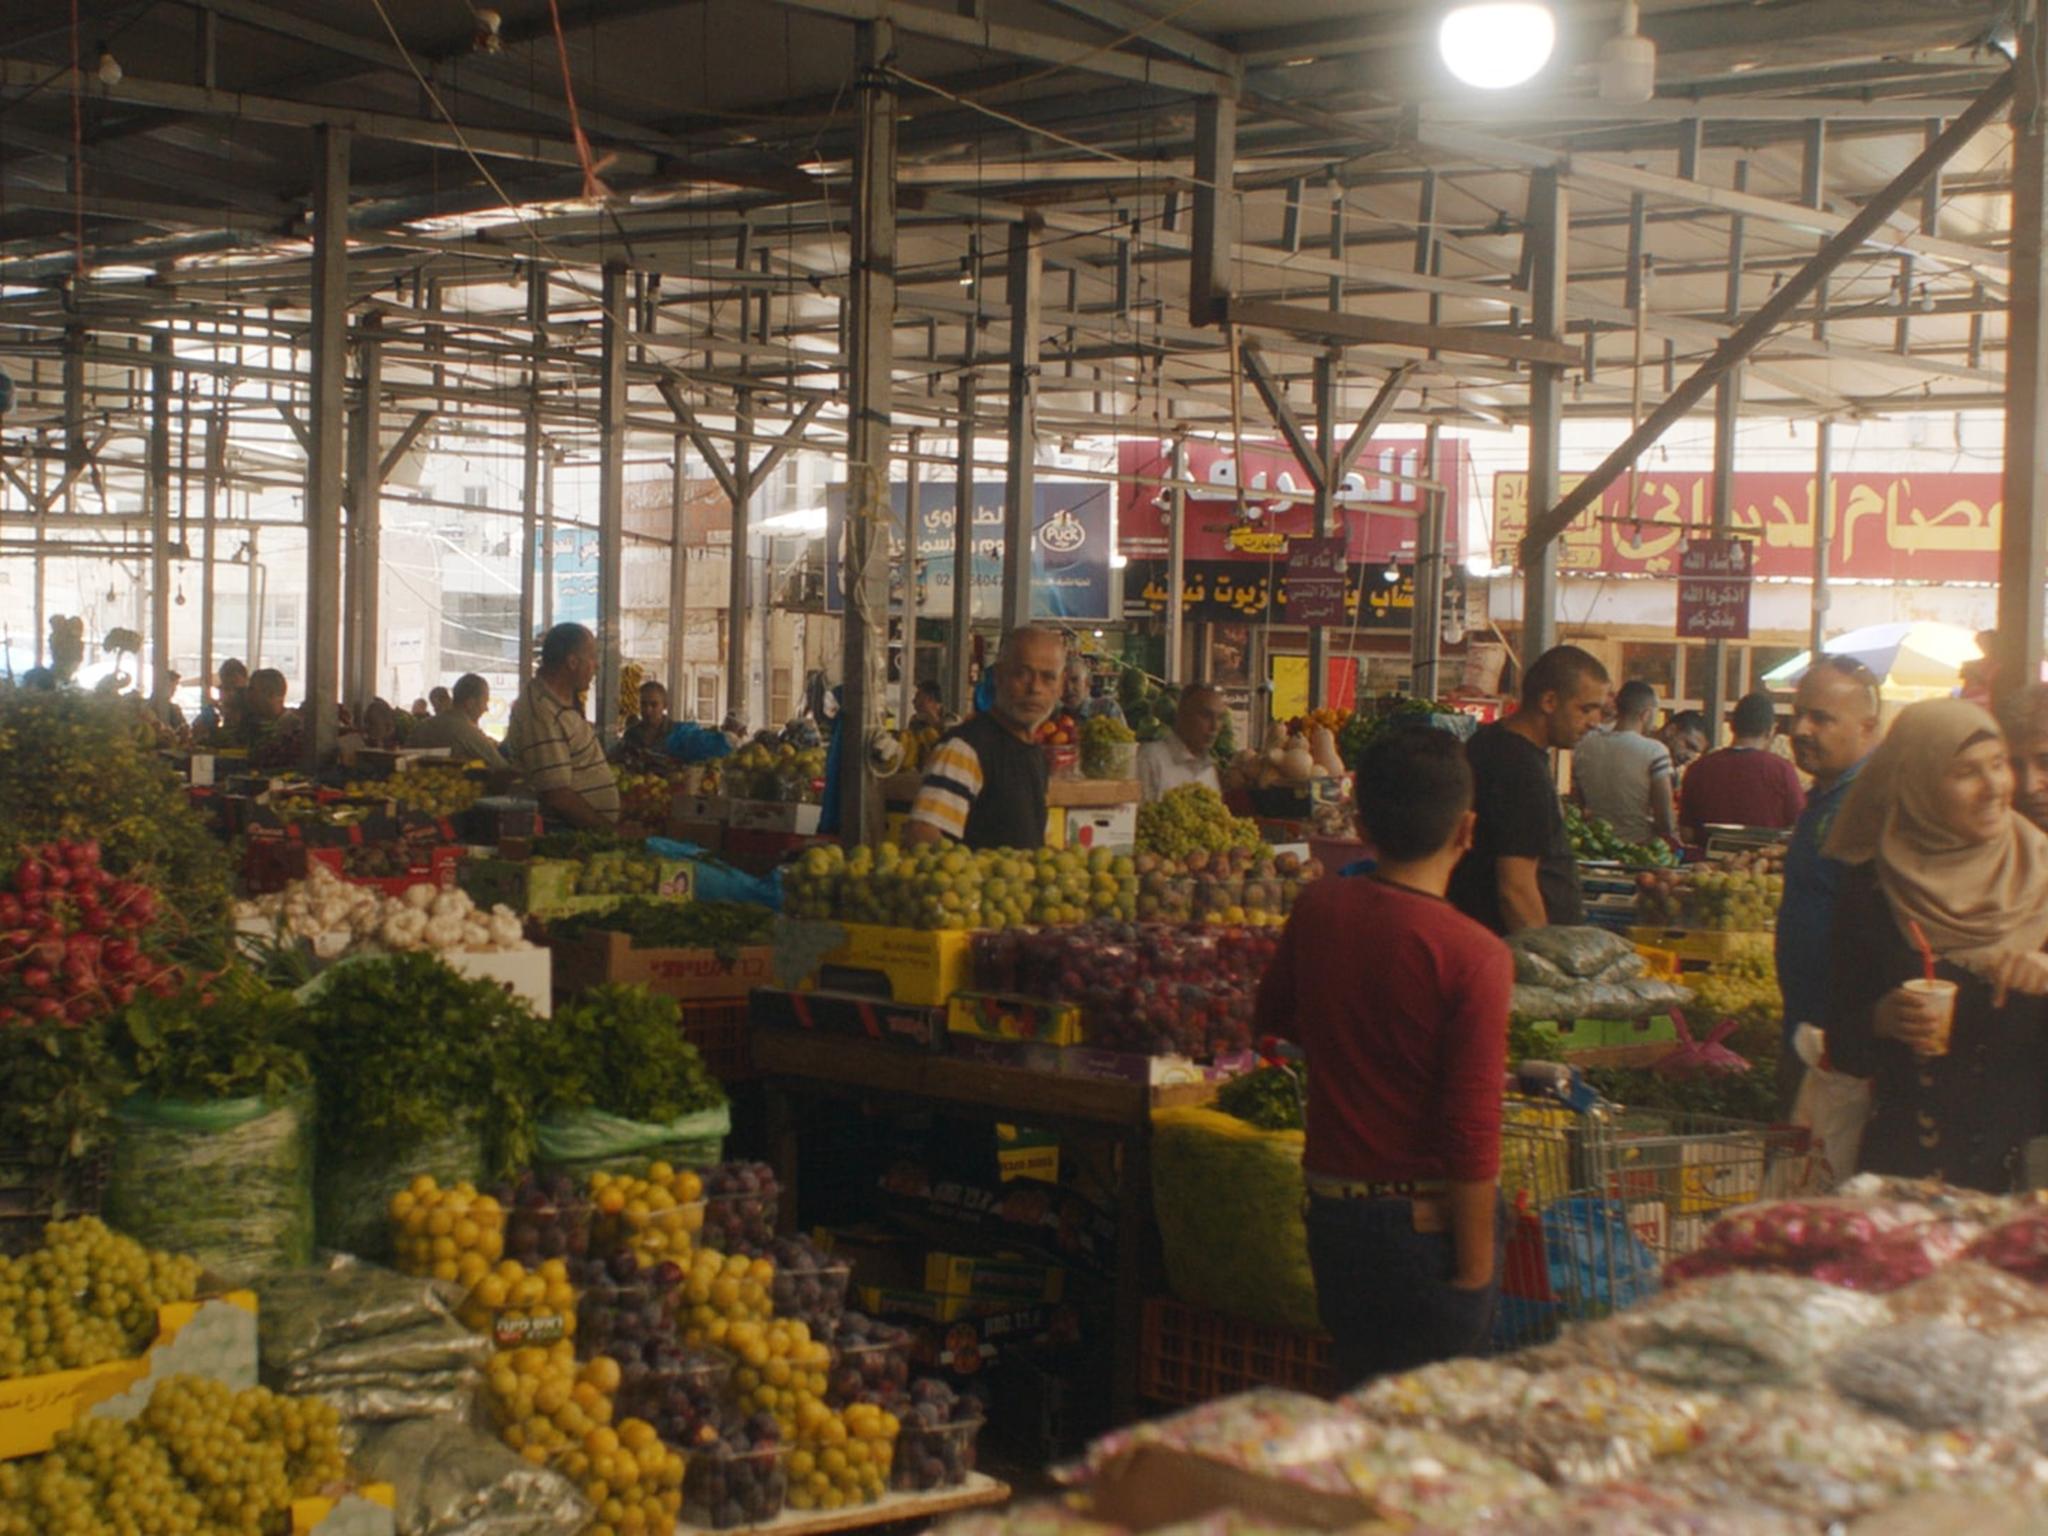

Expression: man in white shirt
xmin=1569 ymin=679 xmax=1676 ymax=846
xmin=1138 ymin=684 xmax=1227 ymax=801
xmin=408 ymin=672 xmax=512 ymax=773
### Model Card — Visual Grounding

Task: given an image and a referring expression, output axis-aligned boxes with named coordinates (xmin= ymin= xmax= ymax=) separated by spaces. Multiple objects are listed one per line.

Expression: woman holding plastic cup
xmin=1823 ymin=699 xmax=2048 ymax=1192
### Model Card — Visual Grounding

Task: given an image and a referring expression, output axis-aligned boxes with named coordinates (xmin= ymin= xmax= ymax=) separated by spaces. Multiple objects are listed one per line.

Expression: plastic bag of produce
xmin=1543 ymin=1198 xmax=1661 ymax=1314
xmin=1344 ymin=1358 xmax=1533 ymax=1430
xmin=352 ymin=1416 xmax=592 ymax=1536
xmin=1333 ymin=1426 xmax=1551 ymax=1527
xmin=1513 ymin=927 xmax=1633 ymax=980
xmin=308 ymin=1379 xmax=478 ymax=1425
xmin=1688 ymin=1195 xmax=1934 ymax=1271
xmin=1513 ymin=948 xmax=1571 ymax=988
xmin=1426 ymin=1367 xmax=1719 ymax=1486
xmin=104 ymin=1086 xmax=314 ymax=1282
xmin=1510 ymin=983 xmax=1585 ymax=1024
xmin=257 ymin=1262 xmax=463 ymax=1364
xmin=1810 ymin=1218 xmax=1984 ymax=1292
xmin=1066 ymin=1388 xmax=1372 ymax=1492
xmin=314 ymin=1116 xmax=490 ymax=1262
xmin=1825 ymin=1320 xmax=2048 ymax=1433
xmin=1627 ymin=1272 xmax=1891 ymax=1388
xmin=1845 ymin=1490 xmax=2048 ymax=1535
xmin=936 ymin=1506 xmax=1128 ymax=1536
xmin=274 ymin=1319 xmax=493 ymax=1384
xmin=1420 ymin=1480 xmax=1812 ymax=1536
xmin=1886 ymin=1261 xmax=2048 ymax=1330
xmin=534 ymin=1103 xmax=730 ymax=1179
xmin=1150 ymin=1108 xmax=1318 ymax=1332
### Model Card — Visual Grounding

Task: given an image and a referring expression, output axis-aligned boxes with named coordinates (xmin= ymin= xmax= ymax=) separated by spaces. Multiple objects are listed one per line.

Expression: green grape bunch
xmin=1136 ymin=784 xmax=1263 ymax=860
xmin=0 ymin=1218 xmax=203 ymax=1380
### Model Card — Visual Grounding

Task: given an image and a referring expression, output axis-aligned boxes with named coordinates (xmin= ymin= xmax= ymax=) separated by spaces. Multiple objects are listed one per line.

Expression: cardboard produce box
xmin=0 ymin=1291 xmax=258 ymax=1461
xmin=783 ymin=920 xmax=977 ymax=1007
xmin=552 ymin=928 xmax=775 ymax=1002
xmin=925 ymin=1252 xmax=1066 ymax=1303
xmin=750 ymin=986 xmax=947 ymax=1050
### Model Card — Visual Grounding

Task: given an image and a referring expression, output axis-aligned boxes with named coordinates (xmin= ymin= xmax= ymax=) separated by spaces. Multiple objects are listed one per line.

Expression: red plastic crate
xmin=679 ymin=997 xmax=754 ymax=1083
xmin=1138 ymin=1297 xmax=1334 ymax=1405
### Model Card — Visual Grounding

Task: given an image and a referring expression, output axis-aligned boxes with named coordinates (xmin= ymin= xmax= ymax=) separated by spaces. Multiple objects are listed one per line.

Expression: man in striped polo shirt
xmin=506 ymin=622 xmax=621 ymax=832
xmin=905 ymin=627 xmax=1063 ymax=850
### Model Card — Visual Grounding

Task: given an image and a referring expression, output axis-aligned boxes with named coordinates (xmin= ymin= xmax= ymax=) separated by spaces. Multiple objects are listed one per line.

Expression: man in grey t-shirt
xmin=407 ymin=672 xmax=512 ymax=772
xmin=1569 ymin=679 xmax=1676 ymax=847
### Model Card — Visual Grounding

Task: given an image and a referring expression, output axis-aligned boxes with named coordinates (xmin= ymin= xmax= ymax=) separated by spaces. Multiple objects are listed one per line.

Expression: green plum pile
xmin=783 ymin=844 xmax=1137 ymax=931
xmin=723 ymin=741 xmax=827 ymax=803
xmin=1136 ymin=784 xmax=1264 ymax=860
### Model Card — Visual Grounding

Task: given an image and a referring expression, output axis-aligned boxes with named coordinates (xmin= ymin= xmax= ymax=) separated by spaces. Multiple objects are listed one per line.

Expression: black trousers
xmin=1305 ymin=1193 xmax=1503 ymax=1392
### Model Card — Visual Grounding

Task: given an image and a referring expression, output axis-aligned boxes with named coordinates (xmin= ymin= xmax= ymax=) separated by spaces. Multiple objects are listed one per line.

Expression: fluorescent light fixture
xmin=1439 ymin=2 xmax=1555 ymax=90
xmin=1110 ymin=553 xmax=1129 ymax=569
xmin=756 ymin=506 xmax=829 ymax=534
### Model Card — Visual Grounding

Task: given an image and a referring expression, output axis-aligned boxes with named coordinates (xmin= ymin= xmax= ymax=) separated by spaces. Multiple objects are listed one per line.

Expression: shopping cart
xmin=1492 ymin=1093 xmax=1815 ymax=1351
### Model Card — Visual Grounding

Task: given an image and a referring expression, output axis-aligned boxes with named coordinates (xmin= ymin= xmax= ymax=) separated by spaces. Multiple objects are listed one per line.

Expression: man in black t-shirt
xmin=1449 ymin=645 xmax=1611 ymax=934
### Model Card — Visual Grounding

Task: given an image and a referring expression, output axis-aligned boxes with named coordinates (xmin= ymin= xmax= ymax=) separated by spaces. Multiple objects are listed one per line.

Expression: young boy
xmin=1254 ymin=725 xmax=1514 ymax=1387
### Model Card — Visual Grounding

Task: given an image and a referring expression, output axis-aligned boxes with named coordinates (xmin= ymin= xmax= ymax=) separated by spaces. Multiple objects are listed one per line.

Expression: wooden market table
xmin=752 ymin=1028 xmax=1213 ymax=1423
xmin=685 ymin=1474 xmax=1011 ymax=1536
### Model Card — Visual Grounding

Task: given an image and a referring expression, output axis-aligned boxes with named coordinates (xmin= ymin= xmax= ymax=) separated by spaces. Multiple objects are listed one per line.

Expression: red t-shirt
xmin=1254 ymin=874 xmax=1513 ymax=1183
xmin=1680 ymin=747 xmax=1806 ymax=833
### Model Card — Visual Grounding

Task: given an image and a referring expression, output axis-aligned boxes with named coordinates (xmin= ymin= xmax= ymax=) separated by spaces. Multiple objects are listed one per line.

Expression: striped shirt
xmin=907 ymin=713 xmax=1047 ymax=850
xmin=504 ymin=678 xmax=620 ymax=823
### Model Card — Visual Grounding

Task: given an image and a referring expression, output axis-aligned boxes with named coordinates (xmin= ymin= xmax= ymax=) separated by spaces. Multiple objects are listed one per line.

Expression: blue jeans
xmin=1305 ymin=1194 xmax=1503 ymax=1391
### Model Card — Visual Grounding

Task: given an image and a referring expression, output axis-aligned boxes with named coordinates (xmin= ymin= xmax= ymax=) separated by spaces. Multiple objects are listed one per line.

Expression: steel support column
xmin=2002 ymin=15 xmax=2048 ymax=702
xmin=948 ymin=375 xmax=976 ymax=714
xmin=669 ymin=435 xmax=690 ymax=711
xmin=1189 ymin=95 xmax=1235 ymax=328
xmin=1000 ymin=220 xmax=1042 ymax=637
xmin=1522 ymin=168 xmax=1566 ymax=664
xmin=148 ymin=330 xmax=172 ymax=705
xmin=728 ymin=390 xmax=755 ymax=728
xmin=1166 ymin=431 xmax=1187 ymax=685
xmin=1308 ymin=352 xmax=1335 ymax=709
xmin=303 ymin=125 xmax=349 ymax=768
xmin=902 ymin=429 xmax=922 ymax=726
xmin=597 ymin=260 xmax=628 ymax=741
xmin=345 ymin=315 xmax=385 ymax=711
xmin=1707 ymin=167 xmax=1747 ymax=737
xmin=520 ymin=266 xmax=546 ymax=677
xmin=1812 ymin=420 xmax=1833 ymax=662
xmin=1413 ymin=423 xmax=1445 ymax=701
xmin=838 ymin=19 xmax=898 ymax=845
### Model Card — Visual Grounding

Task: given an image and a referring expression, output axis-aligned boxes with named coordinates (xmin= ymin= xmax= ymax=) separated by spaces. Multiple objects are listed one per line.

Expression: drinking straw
xmin=1907 ymin=918 xmax=1936 ymax=983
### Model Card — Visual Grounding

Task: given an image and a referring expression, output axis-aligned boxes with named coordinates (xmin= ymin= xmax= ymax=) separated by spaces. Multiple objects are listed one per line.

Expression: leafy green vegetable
xmin=1213 ymin=1064 xmax=1305 ymax=1131
xmin=1337 ymin=697 xmax=1463 ymax=770
xmin=109 ymin=967 xmax=310 ymax=1104
xmin=544 ymin=984 xmax=728 ymax=1124
xmin=1564 ymin=800 xmax=1680 ymax=868
xmin=548 ymin=899 xmax=774 ymax=960
xmin=533 ymin=829 xmax=639 ymax=860
xmin=0 ymin=1021 xmax=125 ymax=1160
xmin=1579 ymin=1062 xmax=1779 ymax=1123
xmin=300 ymin=952 xmax=551 ymax=1176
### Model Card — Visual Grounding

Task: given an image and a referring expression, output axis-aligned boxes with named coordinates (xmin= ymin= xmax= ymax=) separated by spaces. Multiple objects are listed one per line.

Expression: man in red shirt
xmin=1255 ymin=726 xmax=1514 ymax=1386
xmin=1680 ymin=691 xmax=1806 ymax=843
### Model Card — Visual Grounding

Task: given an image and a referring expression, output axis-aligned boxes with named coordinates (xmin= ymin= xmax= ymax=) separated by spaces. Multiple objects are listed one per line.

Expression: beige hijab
xmin=1824 ymin=698 xmax=2048 ymax=967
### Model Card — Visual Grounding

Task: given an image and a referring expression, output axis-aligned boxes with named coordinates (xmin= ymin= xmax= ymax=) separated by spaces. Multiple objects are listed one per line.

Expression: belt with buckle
xmin=1305 ymin=1174 xmax=1450 ymax=1200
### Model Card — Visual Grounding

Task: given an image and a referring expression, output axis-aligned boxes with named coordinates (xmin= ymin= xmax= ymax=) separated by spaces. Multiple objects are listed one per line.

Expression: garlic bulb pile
xmin=235 ymin=861 xmax=530 ymax=961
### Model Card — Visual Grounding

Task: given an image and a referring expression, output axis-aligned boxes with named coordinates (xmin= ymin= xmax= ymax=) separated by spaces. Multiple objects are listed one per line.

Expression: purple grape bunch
xmin=490 ymin=1172 xmax=591 ymax=1266
xmin=765 ymin=1236 xmax=850 ymax=1330
xmin=892 ymin=1379 xmax=984 ymax=1492
xmin=826 ymin=1312 xmax=913 ymax=1407
xmin=700 ymin=1161 xmax=781 ymax=1254
xmin=683 ymin=1414 xmax=788 ymax=1529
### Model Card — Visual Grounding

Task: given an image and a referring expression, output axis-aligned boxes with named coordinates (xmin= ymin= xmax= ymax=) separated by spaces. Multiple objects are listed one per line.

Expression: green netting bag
xmin=105 ymin=1087 xmax=315 ymax=1283
xmin=315 ymin=1115 xmax=489 ymax=1262
xmin=534 ymin=1104 xmax=731 ymax=1180
xmin=1151 ymin=1105 xmax=1318 ymax=1331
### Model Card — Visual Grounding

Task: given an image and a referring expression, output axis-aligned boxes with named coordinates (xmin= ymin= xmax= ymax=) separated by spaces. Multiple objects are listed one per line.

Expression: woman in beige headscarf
xmin=1823 ymin=699 xmax=2048 ymax=1191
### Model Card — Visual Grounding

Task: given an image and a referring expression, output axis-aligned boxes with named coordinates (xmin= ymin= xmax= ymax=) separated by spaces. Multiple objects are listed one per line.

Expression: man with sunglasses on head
xmin=1776 ymin=656 xmax=1884 ymax=1114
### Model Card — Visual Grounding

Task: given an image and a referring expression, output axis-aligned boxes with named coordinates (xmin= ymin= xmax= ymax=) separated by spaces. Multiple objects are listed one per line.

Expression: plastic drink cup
xmin=1904 ymin=978 xmax=1958 ymax=1056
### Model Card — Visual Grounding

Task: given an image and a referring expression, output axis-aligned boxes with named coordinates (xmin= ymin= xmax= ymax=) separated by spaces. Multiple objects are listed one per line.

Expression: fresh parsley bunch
xmin=546 ymin=984 xmax=727 ymax=1124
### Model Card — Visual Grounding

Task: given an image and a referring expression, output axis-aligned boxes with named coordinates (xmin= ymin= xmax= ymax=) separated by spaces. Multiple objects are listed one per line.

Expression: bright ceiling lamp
xmin=1438 ymin=2 xmax=1556 ymax=90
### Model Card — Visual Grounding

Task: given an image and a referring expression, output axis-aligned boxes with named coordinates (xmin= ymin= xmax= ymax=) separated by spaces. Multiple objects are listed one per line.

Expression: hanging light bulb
xmin=1380 ymin=561 xmax=1403 ymax=586
xmin=1439 ymin=3 xmax=1555 ymax=90
xmin=95 ymin=46 xmax=123 ymax=86
xmin=1598 ymin=0 xmax=1656 ymax=104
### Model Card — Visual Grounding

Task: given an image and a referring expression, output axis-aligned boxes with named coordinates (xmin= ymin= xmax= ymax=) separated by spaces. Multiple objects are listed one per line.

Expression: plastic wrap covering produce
xmin=1507 ymin=926 xmax=1692 ymax=1023
xmin=1333 ymin=1426 xmax=1552 ymax=1528
xmin=257 ymin=1263 xmax=464 ymax=1358
xmin=103 ymin=1086 xmax=314 ymax=1282
xmin=1680 ymin=1389 xmax=2048 ymax=1523
xmin=352 ymin=1416 xmax=593 ymax=1536
xmin=1348 ymin=1360 xmax=1713 ymax=1485
xmin=1678 ymin=1197 xmax=1938 ymax=1275
xmin=934 ymin=1504 xmax=1129 ymax=1536
xmin=315 ymin=1115 xmax=489 ymax=1261
xmin=1623 ymin=1272 xmax=1893 ymax=1388
xmin=533 ymin=1103 xmax=729 ymax=1180
xmin=1150 ymin=1108 xmax=1318 ymax=1332
xmin=1885 ymin=1261 xmax=2048 ymax=1330
xmin=1144 ymin=1514 xmax=1329 ymax=1536
xmin=1834 ymin=1172 xmax=2025 ymax=1223
xmin=1843 ymin=1489 xmax=2048 ymax=1534
xmin=1415 ymin=1479 xmax=1811 ymax=1536
xmin=1963 ymin=1207 xmax=2048 ymax=1281
xmin=1824 ymin=1320 xmax=2048 ymax=1434
xmin=1809 ymin=1219 xmax=1986 ymax=1292
xmin=1064 ymin=1389 xmax=1375 ymax=1494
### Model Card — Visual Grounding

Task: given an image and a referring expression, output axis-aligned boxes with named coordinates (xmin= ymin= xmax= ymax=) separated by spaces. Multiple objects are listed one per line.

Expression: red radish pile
xmin=0 ymin=840 xmax=181 ymax=1027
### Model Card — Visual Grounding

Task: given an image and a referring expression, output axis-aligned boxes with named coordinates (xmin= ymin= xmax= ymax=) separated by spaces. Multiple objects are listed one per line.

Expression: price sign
xmin=1283 ymin=537 xmax=1348 ymax=624
xmin=1676 ymin=537 xmax=1753 ymax=640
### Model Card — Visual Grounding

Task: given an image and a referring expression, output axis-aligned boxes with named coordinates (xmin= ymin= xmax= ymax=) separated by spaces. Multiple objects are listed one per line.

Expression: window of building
xmin=770 ymin=667 xmax=793 ymax=724
xmin=695 ymin=673 xmax=719 ymax=724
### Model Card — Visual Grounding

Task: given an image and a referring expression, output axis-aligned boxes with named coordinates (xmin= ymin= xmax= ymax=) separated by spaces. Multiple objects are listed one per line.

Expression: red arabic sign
xmin=1492 ymin=470 xmax=2004 ymax=583
xmin=1676 ymin=538 xmax=1753 ymax=639
xmin=1118 ymin=438 xmax=1468 ymax=563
